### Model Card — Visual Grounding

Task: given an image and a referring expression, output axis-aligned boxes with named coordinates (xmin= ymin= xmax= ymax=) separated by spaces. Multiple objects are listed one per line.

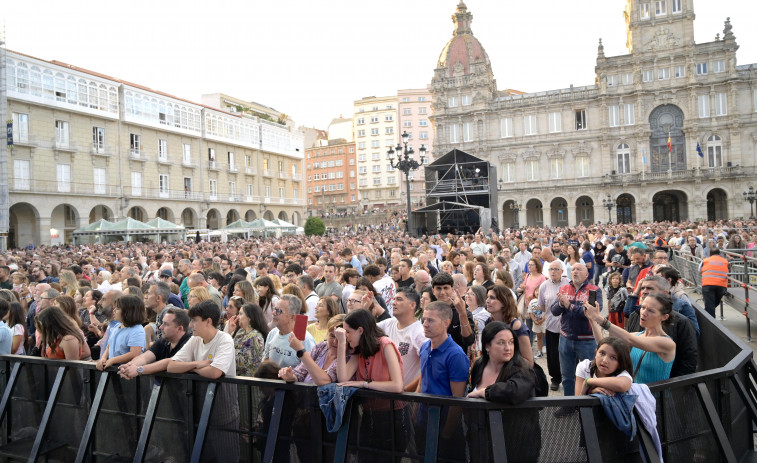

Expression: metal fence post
xmin=742 ymin=255 xmax=752 ymax=342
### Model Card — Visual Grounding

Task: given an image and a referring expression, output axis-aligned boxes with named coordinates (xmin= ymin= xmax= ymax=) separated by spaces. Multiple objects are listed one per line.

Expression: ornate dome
xmin=436 ymin=2 xmax=491 ymax=77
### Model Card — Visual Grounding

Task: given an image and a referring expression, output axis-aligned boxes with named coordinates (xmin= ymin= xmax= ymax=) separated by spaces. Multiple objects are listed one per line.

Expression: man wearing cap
xmin=159 ymin=270 xmax=185 ymax=309
xmin=606 ymin=241 xmax=631 ymax=274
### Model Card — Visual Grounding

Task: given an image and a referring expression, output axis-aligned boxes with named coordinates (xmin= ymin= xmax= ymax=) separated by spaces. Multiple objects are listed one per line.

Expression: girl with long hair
xmin=228 ymin=303 xmax=268 ymax=376
xmin=575 ymin=336 xmax=633 ymax=396
xmin=255 ymin=276 xmax=280 ymax=327
xmin=5 ymin=302 xmax=26 ymax=354
xmin=486 ymin=285 xmax=534 ymax=365
xmin=59 ymin=270 xmax=79 ymax=298
xmin=307 ymin=297 xmax=339 ymax=343
xmin=35 ymin=306 xmax=85 ymax=360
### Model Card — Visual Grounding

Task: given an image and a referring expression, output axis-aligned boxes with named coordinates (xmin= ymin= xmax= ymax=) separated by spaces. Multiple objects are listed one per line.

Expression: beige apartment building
xmin=353 ymin=95 xmax=400 ymax=210
xmin=398 ymin=87 xmax=433 ymax=209
xmin=431 ymin=1 xmax=757 ymax=228
xmin=5 ymin=51 xmax=305 ymax=247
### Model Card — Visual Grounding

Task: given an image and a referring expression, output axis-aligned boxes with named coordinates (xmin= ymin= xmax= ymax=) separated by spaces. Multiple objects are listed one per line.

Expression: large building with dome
xmin=430 ymin=0 xmax=757 ymax=228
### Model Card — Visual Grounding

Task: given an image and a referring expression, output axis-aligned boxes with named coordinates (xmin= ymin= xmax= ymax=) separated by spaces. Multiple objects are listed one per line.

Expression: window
xmin=713 ymin=60 xmax=725 ymax=73
xmin=159 ymin=174 xmax=169 ymax=198
xmin=265 ymin=186 xmax=271 ymax=198
xmin=373 ymin=177 xmax=381 ymax=185
xmin=707 ymin=135 xmax=722 ymax=167
xmin=385 ymin=127 xmax=394 ymax=134
xmin=449 ymin=124 xmax=460 ymax=143
xmin=387 ymin=177 xmax=396 ymax=184
xmin=359 ymin=154 xmax=366 ymax=162
xmin=463 ymin=122 xmax=473 ymax=142
xmin=658 ymin=68 xmax=670 ymax=80
xmin=524 ymin=115 xmax=537 ymax=135
xmin=416 ymin=120 xmax=428 ymax=127
xmin=641 ymin=3 xmax=650 ymax=19
xmin=418 ymin=97 xmax=426 ymax=102
xmin=385 ymin=115 xmax=393 ymax=122
xmin=55 ymin=120 xmax=69 ymax=147
xmin=672 ymin=0 xmax=681 ymax=13
xmin=183 ymin=144 xmax=191 ymax=163
xmin=575 ymin=110 xmax=587 ymax=130
xmin=227 ymin=151 xmax=235 ymax=168
xmin=349 ymin=147 xmax=354 ymax=153
xmin=608 ymin=105 xmax=620 ymax=127
xmin=94 ymin=168 xmax=106 ymax=194
xmin=209 ymin=179 xmax=218 ymax=199
xmin=403 ymin=121 xmax=412 ymax=128
xmin=624 ymin=103 xmax=635 ymax=125
xmin=209 ymin=148 xmax=216 ymax=162
xmin=548 ymin=112 xmax=561 ymax=133
xmin=358 ymin=130 xmax=366 ymax=137
xmin=129 ymin=133 xmax=141 ymax=154
xmin=335 ymin=159 xmax=343 ymax=167
xmin=93 ymin=127 xmax=105 ymax=152
xmin=500 ymin=118 xmax=513 ymax=137
xmin=372 ymin=165 xmax=381 ymax=173
xmin=419 ymin=107 xmax=427 ymax=114
xmin=359 ymin=179 xmax=368 ymax=187
xmin=526 ymin=161 xmax=538 ymax=181
xmin=263 ymin=159 xmax=269 ymax=170
xmin=131 ymin=172 xmax=142 ymax=196
xmin=280 ymin=187 xmax=285 ymax=198
xmin=13 ymin=159 xmax=30 ymax=190
xmin=336 ymin=171 xmax=343 ymax=178
xmin=11 ymin=113 xmax=29 ymax=144
xmin=370 ymin=116 xmax=379 ymax=123
xmin=617 ymin=144 xmax=631 ymax=174
xmin=576 ymin=157 xmax=590 ymax=178
xmin=385 ymin=139 xmax=394 ymax=147
xmin=314 ymin=173 xmax=320 ymax=180
xmin=696 ymin=62 xmax=708 ymax=75
xmin=387 ymin=163 xmax=395 ymax=172
xmin=462 ymin=95 xmax=472 ymax=106
xmin=642 ymin=70 xmax=653 ymax=82
xmin=698 ymin=95 xmax=711 ymax=117
xmin=371 ymin=128 xmax=379 ymax=136
xmin=350 ymin=183 xmax=355 ymax=189
xmin=655 ymin=1 xmax=666 ymax=16
xmin=359 ymin=166 xmax=367 ymax=174
xmin=328 ymin=172 xmax=335 ymax=179
xmin=622 ymin=73 xmax=634 ymax=85
xmin=159 ymin=139 xmax=168 ymax=160
xmin=501 ymin=163 xmax=515 ymax=183
xmin=372 ymin=152 xmax=381 ymax=161
xmin=358 ymin=142 xmax=366 ymax=149
xmin=401 ymin=97 xmax=410 ymax=103
xmin=714 ymin=93 xmax=727 ymax=116
xmin=550 ymin=159 xmax=563 ymax=179
xmin=57 ymin=164 xmax=71 ymax=192
xmin=674 ymin=65 xmax=686 ymax=78
xmin=448 ymin=96 xmax=458 ymax=108
xmin=357 ymin=118 xmax=365 ymax=125
xmin=607 ymin=75 xmax=618 ymax=87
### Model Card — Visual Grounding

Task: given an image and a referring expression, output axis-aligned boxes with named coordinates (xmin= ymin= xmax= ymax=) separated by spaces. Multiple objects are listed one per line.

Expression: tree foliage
xmin=304 ymin=216 xmax=325 ymax=236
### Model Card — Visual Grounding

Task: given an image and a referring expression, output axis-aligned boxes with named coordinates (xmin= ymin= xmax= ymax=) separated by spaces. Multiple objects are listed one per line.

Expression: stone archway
xmin=652 ymin=190 xmax=688 ymax=222
xmin=263 ymin=210 xmax=274 ymax=221
xmin=550 ymin=197 xmax=569 ymax=228
xmin=226 ymin=209 xmax=240 ymax=225
xmin=9 ymin=203 xmax=40 ymax=248
xmin=707 ymin=188 xmax=728 ymax=221
xmin=156 ymin=207 xmax=175 ymax=223
xmin=128 ymin=206 xmax=147 ymax=222
xmin=501 ymin=200 xmax=520 ymax=229
xmin=278 ymin=211 xmax=288 ymax=222
xmin=526 ymin=199 xmax=543 ymax=227
xmin=207 ymin=209 xmax=221 ymax=229
xmin=181 ymin=208 xmax=197 ymax=228
xmin=575 ymin=196 xmax=594 ymax=226
xmin=616 ymin=194 xmax=635 ymax=224
xmin=291 ymin=211 xmax=301 ymax=227
xmin=89 ymin=205 xmax=113 ymax=223
xmin=245 ymin=209 xmax=257 ymax=222
xmin=51 ymin=203 xmax=80 ymax=245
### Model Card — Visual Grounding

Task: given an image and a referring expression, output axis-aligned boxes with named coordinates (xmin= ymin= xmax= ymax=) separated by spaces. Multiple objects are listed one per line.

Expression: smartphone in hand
xmin=588 ymin=290 xmax=597 ymax=307
xmin=294 ymin=314 xmax=308 ymax=341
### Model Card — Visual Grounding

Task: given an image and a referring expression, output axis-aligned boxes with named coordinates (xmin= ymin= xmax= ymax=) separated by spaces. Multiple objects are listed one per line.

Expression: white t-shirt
xmin=373 ymin=275 xmax=396 ymax=316
xmin=377 ymin=318 xmax=427 ymax=387
xmin=575 ymin=358 xmax=632 ymax=382
xmin=172 ymin=330 xmax=237 ymax=377
xmin=305 ymin=291 xmax=319 ymax=322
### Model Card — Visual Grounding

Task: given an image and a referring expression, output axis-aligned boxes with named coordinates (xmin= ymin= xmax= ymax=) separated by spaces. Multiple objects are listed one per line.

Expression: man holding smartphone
xmin=264 ymin=295 xmax=316 ymax=368
xmin=549 ymin=263 xmax=601 ymax=399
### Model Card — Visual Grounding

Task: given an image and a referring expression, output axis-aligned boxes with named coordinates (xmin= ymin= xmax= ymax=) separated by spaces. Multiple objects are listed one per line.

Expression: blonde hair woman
xmin=59 ymin=270 xmax=79 ymax=298
xmin=187 ymin=286 xmax=211 ymax=308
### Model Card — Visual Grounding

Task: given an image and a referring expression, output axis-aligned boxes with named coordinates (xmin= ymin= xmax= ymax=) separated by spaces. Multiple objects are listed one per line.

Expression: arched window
xmin=707 ymin=135 xmax=722 ymax=168
xmin=616 ymin=143 xmax=631 ymax=174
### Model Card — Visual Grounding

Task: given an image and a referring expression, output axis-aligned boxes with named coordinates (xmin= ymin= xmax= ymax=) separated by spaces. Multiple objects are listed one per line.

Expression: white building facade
xmin=431 ymin=1 xmax=757 ymax=229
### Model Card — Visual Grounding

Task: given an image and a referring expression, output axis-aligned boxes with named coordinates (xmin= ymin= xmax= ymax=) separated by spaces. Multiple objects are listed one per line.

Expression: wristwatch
xmin=296 ymin=349 xmax=306 ymax=358
xmin=137 ymin=366 xmax=144 ymax=376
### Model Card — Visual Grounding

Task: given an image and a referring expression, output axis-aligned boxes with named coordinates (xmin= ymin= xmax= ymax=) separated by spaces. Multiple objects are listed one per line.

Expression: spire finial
xmin=452 ymin=1 xmax=473 ymax=36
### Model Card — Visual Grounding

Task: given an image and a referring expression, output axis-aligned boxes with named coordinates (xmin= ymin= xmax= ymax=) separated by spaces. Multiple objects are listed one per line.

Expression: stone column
xmin=518 ymin=208 xmax=527 ymax=229
xmin=542 ymin=207 xmax=552 ymax=228
xmin=568 ymin=206 xmax=577 ymax=227
xmin=38 ymin=217 xmax=52 ymax=247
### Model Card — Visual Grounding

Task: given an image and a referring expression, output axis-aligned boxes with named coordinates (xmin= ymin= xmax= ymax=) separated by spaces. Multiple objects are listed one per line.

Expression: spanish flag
xmin=667 ymin=133 xmax=672 ymax=153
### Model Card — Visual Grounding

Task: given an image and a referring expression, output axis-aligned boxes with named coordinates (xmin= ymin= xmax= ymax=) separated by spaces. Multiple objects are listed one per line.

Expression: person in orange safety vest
xmin=699 ymin=249 xmax=729 ymax=317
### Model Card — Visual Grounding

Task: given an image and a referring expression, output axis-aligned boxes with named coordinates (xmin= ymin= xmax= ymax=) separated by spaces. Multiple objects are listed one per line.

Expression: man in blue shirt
xmin=340 ymin=248 xmax=363 ymax=276
xmin=417 ymin=301 xmax=469 ymax=460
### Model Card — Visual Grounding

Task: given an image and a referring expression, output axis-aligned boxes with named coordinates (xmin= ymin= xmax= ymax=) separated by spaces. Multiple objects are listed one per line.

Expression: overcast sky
xmin=4 ymin=1 xmax=756 ymax=129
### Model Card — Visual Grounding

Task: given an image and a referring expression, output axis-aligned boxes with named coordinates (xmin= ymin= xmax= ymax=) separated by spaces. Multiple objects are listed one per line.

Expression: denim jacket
xmin=317 ymin=383 xmax=359 ymax=432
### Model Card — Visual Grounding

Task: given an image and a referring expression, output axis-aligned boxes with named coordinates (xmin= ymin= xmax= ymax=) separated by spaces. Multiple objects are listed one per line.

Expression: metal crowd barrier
xmin=0 ymin=303 xmax=754 ymax=463
xmin=671 ymin=249 xmax=757 ymax=341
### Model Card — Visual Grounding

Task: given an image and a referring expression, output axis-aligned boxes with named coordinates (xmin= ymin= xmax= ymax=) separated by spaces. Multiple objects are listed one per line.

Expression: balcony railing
xmin=245 ymin=167 xmax=257 ymax=175
xmin=228 ymin=195 xmax=242 ymax=202
xmin=122 ymin=186 xmax=203 ymax=201
xmin=228 ymin=165 xmax=239 ymax=173
xmin=292 ymin=174 xmax=302 ymax=182
xmin=278 ymin=171 xmax=287 ymax=179
xmin=264 ymin=197 xmax=271 ymax=204
xmin=208 ymin=161 xmax=220 ymax=171
xmin=157 ymin=154 xmax=170 ymax=165
xmin=182 ymin=159 xmax=196 ymax=168
xmin=263 ymin=170 xmax=272 ymax=177
xmin=53 ymin=141 xmax=77 ymax=152
xmin=129 ymin=149 xmax=147 ymax=161
xmin=10 ymin=179 xmax=119 ymax=196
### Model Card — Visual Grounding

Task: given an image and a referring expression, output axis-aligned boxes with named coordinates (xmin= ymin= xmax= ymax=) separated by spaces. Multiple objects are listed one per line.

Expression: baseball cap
xmin=160 ymin=269 xmax=173 ymax=278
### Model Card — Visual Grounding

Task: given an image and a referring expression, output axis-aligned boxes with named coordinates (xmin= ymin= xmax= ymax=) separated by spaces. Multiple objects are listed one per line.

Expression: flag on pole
xmin=667 ymin=133 xmax=672 ymax=153
xmin=642 ymin=148 xmax=646 ymax=164
xmin=696 ymin=142 xmax=704 ymax=158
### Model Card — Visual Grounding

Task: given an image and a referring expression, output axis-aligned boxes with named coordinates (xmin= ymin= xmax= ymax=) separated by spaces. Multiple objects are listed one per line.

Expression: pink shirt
xmin=524 ymin=273 xmax=547 ymax=304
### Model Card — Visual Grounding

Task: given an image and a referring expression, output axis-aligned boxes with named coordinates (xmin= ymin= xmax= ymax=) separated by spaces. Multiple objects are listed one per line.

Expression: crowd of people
xmin=0 ymin=218 xmax=750 ymax=460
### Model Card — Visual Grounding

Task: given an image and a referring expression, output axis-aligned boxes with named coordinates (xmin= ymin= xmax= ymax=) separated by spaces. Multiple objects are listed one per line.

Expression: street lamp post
xmin=744 ymin=186 xmax=756 ymax=219
xmin=509 ymin=202 xmax=522 ymax=229
xmin=387 ymin=131 xmax=426 ymax=236
xmin=602 ymin=195 xmax=614 ymax=224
